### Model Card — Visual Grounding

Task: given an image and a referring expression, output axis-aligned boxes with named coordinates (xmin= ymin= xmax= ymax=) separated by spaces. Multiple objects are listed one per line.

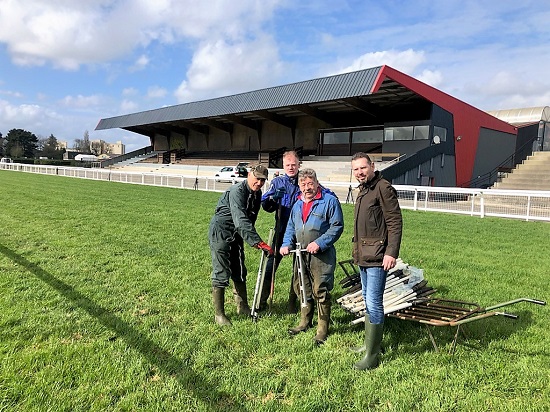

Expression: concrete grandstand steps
xmin=301 ymin=158 xmax=351 ymax=183
xmin=493 ymin=151 xmax=550 ymax=191
xmin=301 ymin=157 xmax=395 ymax=182
xmin=109 ymin=151 xmax=160 ymax=167
xmin=175 ymin=158 xmax=240 ymax=167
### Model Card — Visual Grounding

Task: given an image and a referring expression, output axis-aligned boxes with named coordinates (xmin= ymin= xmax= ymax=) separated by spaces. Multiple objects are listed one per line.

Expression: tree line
xmin=0 ymin=129 xmax=96 ymax=160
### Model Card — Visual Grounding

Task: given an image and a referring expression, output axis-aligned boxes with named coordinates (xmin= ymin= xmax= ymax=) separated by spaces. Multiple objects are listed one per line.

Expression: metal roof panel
xmin=96 ymin=66 xmax=383 ymax=130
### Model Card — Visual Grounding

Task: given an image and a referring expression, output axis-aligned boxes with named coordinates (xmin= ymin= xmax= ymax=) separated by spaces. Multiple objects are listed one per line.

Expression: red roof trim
xmin=377 ymin=66 xmax=517 ymax=186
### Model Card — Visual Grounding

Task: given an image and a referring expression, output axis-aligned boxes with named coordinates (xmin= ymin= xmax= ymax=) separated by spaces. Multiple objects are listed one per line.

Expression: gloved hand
xmin=256 ymin=241 xmax=274 ymax=256
xmin=272 ymin=187 xmax=286 ymax=201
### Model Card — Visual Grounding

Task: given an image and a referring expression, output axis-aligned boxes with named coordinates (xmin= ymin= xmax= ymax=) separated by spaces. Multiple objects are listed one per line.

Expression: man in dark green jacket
xmin=208 ymin=164 xmax=274 ymax=326
xmin=350 ymin=152 xmax=402 ymax=370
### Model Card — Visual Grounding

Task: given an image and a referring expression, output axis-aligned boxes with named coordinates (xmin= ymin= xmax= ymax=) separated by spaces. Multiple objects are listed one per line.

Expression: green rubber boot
xmin=287 ymin=283 xmax=298 ymax=314
xmin=288 ymin=301 xmax=313 ymax=335
xmin=233 ymin=281 xmax=251 ymax=316
xmin=212 ymin=287 xmax=232 ymax=326
xmin=354 ymin=321 xmax=384 ymax=370
xmin=349 ymin=314 xmax=370 ymax=353
xmin=313 ymin=300 xmax=331 ymax=345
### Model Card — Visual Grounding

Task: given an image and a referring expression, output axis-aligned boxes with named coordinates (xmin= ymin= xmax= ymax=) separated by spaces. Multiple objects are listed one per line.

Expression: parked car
xmin=214 ymin=165 xmax=248 ymax=182
xmin=0 ymin=157 xmax=13 ymax=163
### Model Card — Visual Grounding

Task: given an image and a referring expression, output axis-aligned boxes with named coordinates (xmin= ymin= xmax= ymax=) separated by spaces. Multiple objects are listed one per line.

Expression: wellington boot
xmin=349 ymin=313 xmax=370 ymax=352
xmin=313 ymin=301 xmax=331 ymax=345
xmin=354 ymin=321 xmax=384 ymax=370
xmin=233 ymin=281 xmax=251 ymax=316
xmin=287 ymin=284 xmax=298 ymax=314
xmin=212 ymin=287 xmax=232 ymax=326
xmin=349 ymin=344 xmax=367 ymax=353
xmin=288 ymin=302 xmax=313 ymax=335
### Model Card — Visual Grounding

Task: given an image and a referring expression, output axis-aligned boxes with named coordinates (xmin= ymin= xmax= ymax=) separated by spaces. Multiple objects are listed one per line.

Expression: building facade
xmin=96 ymin=66 xmax=547 ymax=188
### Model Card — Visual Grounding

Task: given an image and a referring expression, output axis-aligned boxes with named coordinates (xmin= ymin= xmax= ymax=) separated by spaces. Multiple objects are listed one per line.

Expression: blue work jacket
xmin=282 ymin=190 xmax=344 ymax=252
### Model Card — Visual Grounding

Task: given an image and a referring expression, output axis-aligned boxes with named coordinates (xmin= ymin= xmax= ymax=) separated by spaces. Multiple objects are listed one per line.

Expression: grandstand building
xmin=96 ymin=65 xmax=549 ymax=188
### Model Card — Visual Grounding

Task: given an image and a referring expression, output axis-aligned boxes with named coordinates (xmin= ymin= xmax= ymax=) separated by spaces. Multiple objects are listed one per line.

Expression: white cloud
xmin=332 ymin=49 xmax=426 ymax=76
xmin=120 ymin=99 xmax=139 ymax=113
xmin=0 ymin=89 xmax=24 ymax=98
xmin=417 ymin=70 xmax=444 ymax=89
xmin=0 ymin=98 xmax=61 ymax=135
xmin=129 ymin=54 xmax=150 ymax=72
xmin=0 ymin=0 xmax=282 ymax=70
xmin=60 ymin=94 xmax=102 ymax=109
xmin=147 ymin=86 xmax=167 ymax=99
xmin=122 ymin=87 xmax=139 ymax=97
xmin=175 ymin=36 xmax=283 ymax=102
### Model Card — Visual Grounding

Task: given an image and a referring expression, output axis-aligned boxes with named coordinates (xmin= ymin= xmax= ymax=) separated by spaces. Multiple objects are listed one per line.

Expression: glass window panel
xmin=392 ymin=126 xmax=413 ymax=140
xmin=414 ymin=125 xmax=429 ymax=140
xmin=384 ymin=128 xmax=394 ymax=141
xmin=352 ymin=130 xmax=383 ymax=143
xmin=323 ymin=132 xmax=349 ymax=144
xmin=434 ymin=126 xmax=447 ymax=142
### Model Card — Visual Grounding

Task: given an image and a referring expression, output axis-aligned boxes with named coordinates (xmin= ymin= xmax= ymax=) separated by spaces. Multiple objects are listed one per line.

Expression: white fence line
xmin=2 ymin=162 xmax=550 ymax=222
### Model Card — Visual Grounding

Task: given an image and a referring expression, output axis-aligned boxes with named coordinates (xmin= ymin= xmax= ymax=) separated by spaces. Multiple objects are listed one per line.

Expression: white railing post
xmin=4 ymin=163 xmax=550 ymax=222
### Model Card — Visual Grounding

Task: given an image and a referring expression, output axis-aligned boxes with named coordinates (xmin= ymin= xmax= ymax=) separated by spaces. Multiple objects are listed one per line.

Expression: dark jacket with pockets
xmin=353 ymin=171 xmax=402 ymax=267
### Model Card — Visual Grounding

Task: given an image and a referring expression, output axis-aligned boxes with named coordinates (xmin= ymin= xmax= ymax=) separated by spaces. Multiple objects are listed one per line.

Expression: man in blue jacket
xmin=280 ymin=168 xmax=344 ymax=345
xmin=260 ymin=150 xmax=301 ymax=312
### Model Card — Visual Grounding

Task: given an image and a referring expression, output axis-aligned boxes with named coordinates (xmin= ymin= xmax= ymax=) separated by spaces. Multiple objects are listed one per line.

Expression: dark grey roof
xmin=96 ymin=67 xmax=383 ymax=130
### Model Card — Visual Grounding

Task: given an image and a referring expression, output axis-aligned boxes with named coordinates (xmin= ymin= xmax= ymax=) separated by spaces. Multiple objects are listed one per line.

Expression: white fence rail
xmin=2 ymin=162 xmax=550 ymax=222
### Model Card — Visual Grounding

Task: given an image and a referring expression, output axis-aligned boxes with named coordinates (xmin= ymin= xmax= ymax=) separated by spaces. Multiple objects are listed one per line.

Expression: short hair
xmin=351 ymin=152 xmax=373 ymax=164
xmin=283 ymin=150 xmax=300 ymax=161
xmin=298 ymin=168 xmax=318 ymax=182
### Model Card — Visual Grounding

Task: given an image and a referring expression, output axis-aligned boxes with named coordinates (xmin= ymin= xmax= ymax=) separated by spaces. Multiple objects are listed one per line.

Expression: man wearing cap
xmin=208 ymin=164 xmax=274 ymax=326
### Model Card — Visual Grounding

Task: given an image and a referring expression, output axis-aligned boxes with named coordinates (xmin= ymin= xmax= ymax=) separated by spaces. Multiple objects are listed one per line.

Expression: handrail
xmin=99 ymin=146 xmax=154 ymax=168
xmin=460 ymin=135 xmax=540 ymax=188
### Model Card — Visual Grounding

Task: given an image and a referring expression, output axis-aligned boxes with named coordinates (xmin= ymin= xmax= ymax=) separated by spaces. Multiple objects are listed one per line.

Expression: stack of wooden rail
xmin=338 ymin=259 xmax=546 ymax=353
xmin=337 ymin=258 xmax=436 ymax=325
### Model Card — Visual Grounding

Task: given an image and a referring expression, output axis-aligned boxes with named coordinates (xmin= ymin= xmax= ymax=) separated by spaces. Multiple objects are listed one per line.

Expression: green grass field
xmin=0 ymin=170 xmax=548 ymax=412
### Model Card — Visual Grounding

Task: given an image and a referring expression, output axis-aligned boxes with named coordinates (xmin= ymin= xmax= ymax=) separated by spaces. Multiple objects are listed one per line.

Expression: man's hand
xmin=280 ymin=246 xmax=290 ymax=256
xmin=382 ymin=255 xmax=396 ymax=271
xmin=306 ymin=242 xmax=320 ymax=254
xmin=256 ymin=241 xmax=274 ymax=256
xmin=272 ymin=187 xmax=286 ymax=201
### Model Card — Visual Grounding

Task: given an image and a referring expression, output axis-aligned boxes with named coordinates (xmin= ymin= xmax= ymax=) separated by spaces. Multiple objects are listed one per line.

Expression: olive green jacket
xmin=352 ymin=171 xmax=402 ymax=267
xmin=209 ymin=179 xmax=263 ymax=247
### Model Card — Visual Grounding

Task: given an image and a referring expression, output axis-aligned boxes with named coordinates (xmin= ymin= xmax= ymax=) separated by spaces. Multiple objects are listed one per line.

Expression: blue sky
xmin=1 ymin=0 xmax=549 ymax=152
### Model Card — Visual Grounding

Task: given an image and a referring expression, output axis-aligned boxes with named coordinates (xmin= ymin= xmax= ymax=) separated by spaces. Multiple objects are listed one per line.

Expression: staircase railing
xmin=99 ymin=146 xmax=153 ymax=168
xmin=460 ymin=135 xmax=540 ymax=188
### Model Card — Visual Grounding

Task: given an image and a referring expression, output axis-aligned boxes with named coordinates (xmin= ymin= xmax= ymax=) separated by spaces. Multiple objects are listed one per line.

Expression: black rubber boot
xmin=288 ymin=301 xmax=313 ymax=335
xmin=313 ymin=300 xmax=331 ymax=345
xmin=287 ymin=284 xmax=299 ymax=314
xmin=354 ymin=321 xmax=384 ymax=370
xmin=233 ymin=281 xmax=251 ymax=316
xmin=213 ymin=287 xmax=232 ymax=326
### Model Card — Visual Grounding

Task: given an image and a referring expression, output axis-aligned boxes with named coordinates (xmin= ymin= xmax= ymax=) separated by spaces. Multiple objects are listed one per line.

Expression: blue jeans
xmin=359 ymin=266 xmax=387 ymax=324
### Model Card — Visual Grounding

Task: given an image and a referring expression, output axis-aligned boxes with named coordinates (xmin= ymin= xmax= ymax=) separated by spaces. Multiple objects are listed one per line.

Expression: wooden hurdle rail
xmin=337 ymin=259 xmax=436 ymax=324
xmin=337 ymin=259 xmax=546 ymax=353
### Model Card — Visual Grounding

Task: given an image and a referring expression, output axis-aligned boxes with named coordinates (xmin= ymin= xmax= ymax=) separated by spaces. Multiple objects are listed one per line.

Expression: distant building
xmin=90 ymin=139 xmax=125 ymax=156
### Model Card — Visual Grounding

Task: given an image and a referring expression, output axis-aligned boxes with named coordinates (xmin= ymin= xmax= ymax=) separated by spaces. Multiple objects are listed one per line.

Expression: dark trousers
xmin=210 ymin=235 xmax=247 ymax=288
